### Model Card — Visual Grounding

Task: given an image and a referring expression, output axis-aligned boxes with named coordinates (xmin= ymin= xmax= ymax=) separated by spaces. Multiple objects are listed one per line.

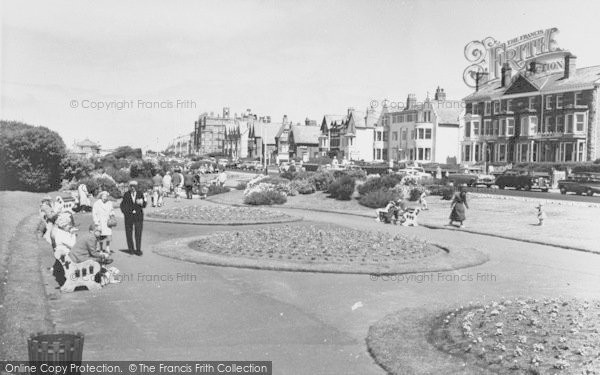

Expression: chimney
xmin=283 ymin=114 xmax=288 ymax=124
xmin=223 ymin=107 xmax=230 ymax=118
xmin=501 ymin=63 xmax=512 ymax=87
xmin=406 ymin=94 xmax=417 ymax=109
xmin=347 ymin=107 xmax=355 ymax=115
xmin=434 ymin=87 xmax=446 ymax=101
xmin=564 ymin=53 xmax=577 ymax=79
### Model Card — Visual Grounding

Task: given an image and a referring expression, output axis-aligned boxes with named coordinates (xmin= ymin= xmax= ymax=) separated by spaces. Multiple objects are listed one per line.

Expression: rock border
xmin=151 ymin=234 xmax=488 ymax=275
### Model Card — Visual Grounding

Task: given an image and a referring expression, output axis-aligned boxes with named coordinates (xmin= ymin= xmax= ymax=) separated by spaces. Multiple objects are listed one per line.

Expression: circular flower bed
xmin=191 ymin=224 xmax=441 ymax=265
xmin=146 ymin=205 xmax=296 ymax=225
xmin=430 ymin=297 xmax=600 ymax=374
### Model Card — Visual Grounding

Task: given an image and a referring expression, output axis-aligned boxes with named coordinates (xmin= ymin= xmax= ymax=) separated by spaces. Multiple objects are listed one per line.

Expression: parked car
xmin=396 ymin=167 xmax=432 ymax=181
xmin=444 ymin=172 xmax=494 ymax=187
xmin=218 ymin=159 xmax=228 ymax=169
xmin=279 ymin=162 xmax=290 ymax=172
xmin=558 ymin=173 xmax=600 ymax=196
xmin=495 ymin=171 xmax=550 ymax=192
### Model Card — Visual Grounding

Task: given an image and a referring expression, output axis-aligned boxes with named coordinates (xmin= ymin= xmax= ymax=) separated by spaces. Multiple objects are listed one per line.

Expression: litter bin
xmin=28 ymin=332 xmax=84 ymax=374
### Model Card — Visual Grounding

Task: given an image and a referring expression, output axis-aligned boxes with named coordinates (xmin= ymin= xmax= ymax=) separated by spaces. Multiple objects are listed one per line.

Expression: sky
xmin=2 ymin=0 xmax=600 ymax=151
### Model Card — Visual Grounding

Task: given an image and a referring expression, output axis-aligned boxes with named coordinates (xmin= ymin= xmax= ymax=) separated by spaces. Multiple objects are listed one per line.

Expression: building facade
xmin=319 ymin=108 xmax=377 ymax=162
xmin=382 ymin=88 xmax=463 ymax=164
xmin=70 ymin=139 xmax=101 ymax=157
xmin=288 ymin=123 xmax=320 ymax=162
xmin=462 ymin=53 xmax=600 ymax=165
xmin=165 ymin=133 xmax=193 ymax=156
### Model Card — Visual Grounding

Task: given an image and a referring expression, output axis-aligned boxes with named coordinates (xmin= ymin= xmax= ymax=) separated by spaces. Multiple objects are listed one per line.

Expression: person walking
xmin=120 ymin=181 xmax=147 ymax=255
xmin=449 ymin=185 xmax=469 ymax=228
xmin=76 ymin=184 xmax=92 ymax=212
xmin=151 ymin=172 xmax=163 ymax=207
xmin=162 ymin=171 xmax=172 ymax=198
xmin=172 ymin=169 xmax=183 ymax=201
xmin=184 ymin=171 xmax=194 ymax=199
xmin=92 ymin=191 xmax=115 ymax=254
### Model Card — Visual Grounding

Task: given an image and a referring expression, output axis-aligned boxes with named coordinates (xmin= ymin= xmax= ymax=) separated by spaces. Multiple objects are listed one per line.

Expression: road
xmin=464 ymin=185 xmax=600 ymax=202
xmin=43 ymin=204 xmax=600 ymax=375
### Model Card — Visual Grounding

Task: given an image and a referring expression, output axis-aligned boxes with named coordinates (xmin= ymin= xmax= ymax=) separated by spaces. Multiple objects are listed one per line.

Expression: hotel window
xmin=465 ymin=122 xmax=471 ymax=138
xmin=464 ymin=145 xmax=471 ymax=162
xmin=529 ymin=97 xmax=536 ymax=110
xmin=545 ymin=117 xmax=554 ymax=133
xmin=577 ymin=140 xmax=585 ymax=161
xmin=425 ymin=148 xmax=431 ymax=160
xmin=484 ymin=119 xmax=491 ymax=135
xmin=425 ymin=129 xmax=432 ymax=139
xmin=474 ymin=144 xmax=480 ymax=162
xmin=472 ymin=120 xmax=480 ymax=136
xmin=377 ymin=131 xmax=382 ymax=141
xmin=575 ymin=92 xmax=583 ymax=106
xmin=546 ymin=95 xmax=553 ymax=110
xmin=376 ymin=149 xmax=381 ymax=159
xmin=507 ymin=99 xmax=514 ymax=112
xmin=520 ymin=144 xmax=529 ymax=162
xmin=556 ymin=115 xmax=564 ymax=132
xmin=392 ymin=131 xmax=398 ymax=141
xmin=493 ymin=101 xmax=500 ymax=114
xmin=498 ymin=144 xmax=506 ymax=162
xmin=492 ymin=120 xmax=499 ymax=136
xmin=506 ymin=118 xmax=515 ymax=136
xmin=417 ymin=129 xmax=424 ymax=139
xmin=418 ymin=148 xmax=424 ymax=160
xmin=484 ymin=101 xmax=491 ymax=115
xmin=472 ymin=103 xmax=479 ymax=115
xmin=383 ymin=131 xmax=388 ymax=141
xmin=382 ymin=149 xmax=388 ymax=160
xmin=499 ymin=119 xmax=506 ymax=136
xmin=556 ymin=94 xmax=564 ymax=109
xmin=575 ymin=113 xmax=585 ymax=132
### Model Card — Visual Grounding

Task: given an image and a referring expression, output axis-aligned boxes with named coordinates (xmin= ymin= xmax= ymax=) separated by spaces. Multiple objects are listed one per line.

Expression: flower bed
xmin=146 ymin=205 xmax=295 ymax=224
xmin=191 ymin=224 xmax=441 ymax=265
xmin=429 ymin=297 xmax=600 ymax=374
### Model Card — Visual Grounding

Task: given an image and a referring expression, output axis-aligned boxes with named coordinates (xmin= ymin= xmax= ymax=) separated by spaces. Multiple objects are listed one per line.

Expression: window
xmin=474 ymin=144 xmax=480 ymax=162
xmin=383 ymin=116 xmax=389 ymax=126
xmin=498 ymin=144 xmax=506 ymax=162
xmin=418 ymin=148 xmax=424 ymax=160
xmin=423 ymin=111 xmax=431 ymax=122
xmin=376 ymin=131 xmax=382 ymax=141
xmin=507 ymin=99 xmax=514 ymax=112
xmin=575 ymin=92 xmax=583 ymax=106
xmin=529 ymin=97 xmax=536 ymax=110
xmin=556 ymin=94 xmax=563 ymax=109
xmin=465 ymin=122 xmax=471 ymax=138
xmin=392 ymin=131 xmax=398 ymax=141
xmin=545 ymin=117 xmax=554 ymax=133
xmin=499 ymin=119 xmax=506 ymax=136
xmin=464 ymin=145 xmax=471 ymax=162
xmin=575 ymin=113 xmax=585 ymax=132
xmin=546 ymin=95 xmax=553 ymax=110
xmin=383 ymin=131 xmax=388 ymax=141
xmin=472 ymin=120 xmax=480 ymax=136
xmin=556 ymin=115 xmax=564 ymax=132
xmin=376 ymin=149 xmax=381 ymax=159
xmin=520 ymin=144 xmax=529 ymax=162
xmin=472 ymin=103 xmax=479 ymax=115
xmin=418 ymin=129 xmax=424 ymax=139
xmin=410 ymin=130 xmax=414 ymax=139
xmin=382 ymin=149 xmax=388 ymax=160
xmin=425 ymin=148 xmax=431 ymax=160
xmin=493 ymin=101 xmax=500 ymax=114
xmin=507 ymin=118 xmax=515 ymax=136
xmin=484 ymin=119 xmax=491 ymax=135
xmin=492 ymin=120 xmax=499 ymax=136
xmin=401 ymin=129 xmax=407 ymax=141
xmin=425 ymin=129 xmax=432 ymax=139
xmin=484 ymin=101 xmax=491 ymax=115
xmin=566 ymin=114 xmax=573 ymax=133
xmin=577 ymin=140 xmax=585 ymax=161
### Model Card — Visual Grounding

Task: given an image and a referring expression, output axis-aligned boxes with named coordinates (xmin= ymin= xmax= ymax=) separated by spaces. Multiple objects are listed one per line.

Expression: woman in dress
xmin=449 ymin=186 xmax=469 ymax=228
xmin=92 ymin=191 xmax=115 ymax=253
xmin=77 ymin=183 xmax=92 ymax=212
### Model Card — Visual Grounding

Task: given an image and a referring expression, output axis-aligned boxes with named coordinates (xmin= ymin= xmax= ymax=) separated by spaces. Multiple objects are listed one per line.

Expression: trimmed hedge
xmin=290 ymin=179 xmax=316 ymax=194
xmin=244 ymin=190 xmax=287 ymax=205
xmin=357 ymin=174 xmax=404 ymax=196
xmin=207 ymin=185 xmax=230 ymax=196
xmin=359 ymin=189 xmax=398 ymax=208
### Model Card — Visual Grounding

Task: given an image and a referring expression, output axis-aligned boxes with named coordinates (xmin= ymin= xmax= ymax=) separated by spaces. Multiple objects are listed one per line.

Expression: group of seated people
xmin=374 ymin=199 xmax=421 ymax=226
xmin=38 ymin=195 xmax=120 ymax=292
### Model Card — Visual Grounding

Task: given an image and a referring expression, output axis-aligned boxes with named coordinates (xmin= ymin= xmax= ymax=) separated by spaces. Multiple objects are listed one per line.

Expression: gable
xmin=504 ymin=75 xmax=540 ymax=95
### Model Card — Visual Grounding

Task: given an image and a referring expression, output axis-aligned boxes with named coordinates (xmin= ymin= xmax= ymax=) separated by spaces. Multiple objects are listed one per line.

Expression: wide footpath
xmin=2 ymin=187 xmax=600 ymax=374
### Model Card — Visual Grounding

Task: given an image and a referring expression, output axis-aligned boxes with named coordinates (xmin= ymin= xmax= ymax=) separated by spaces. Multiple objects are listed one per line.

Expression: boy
xmin=81 ymin=224 xmax=113 ymax=264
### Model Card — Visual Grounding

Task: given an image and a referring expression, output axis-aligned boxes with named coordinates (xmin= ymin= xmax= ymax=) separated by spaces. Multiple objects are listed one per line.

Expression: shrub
xmin=345 ymin=168 xmax=367 ymax=180
xmin=328 ymin=175 xmax=355 ymax=200
xmin=0 ymin=121 xmax=67 ymax=191
xmin=310 ymin=170 xmax=335 ymax=191
xmin=133 ymin=178 xmax=153 ymax=194
xmin=130 ymin=159 xmax=158 ymax=178
xmin=105 ymin=167 xmax=131 ymax=184
xmin=359 ymin=188 xmax=399 ymax=208
xmin=427 ymin=184 xmax=454 ymax=200
xmin=357 ymin=174 xmax=404 ymax=196
xmin=290 ymin=179 xmax=316 ymax=194
xmin=207 ymin=185 xmax=230 ymax=196
xmin=236 ymin=181 xmax=248 ymax=190
xmin=60 ymin=154 xmax=94 ymax=182
xmin=409 ymin=185 xmax=426 ymax=201
xmin=244 ymin=190 xmax=287 ymax=205
xmin=80 ymin=176 xmax=122 ymax=199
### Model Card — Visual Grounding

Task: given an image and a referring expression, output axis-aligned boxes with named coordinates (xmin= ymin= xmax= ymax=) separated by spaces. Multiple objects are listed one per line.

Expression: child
xmin=419 ymin=190 xmax=428 ymax=210
xmin=200 ymin=184 xmax=209 ymax=200
xmin=86 ymin=224 xmax=113 ymax=264
xmin=375 ymin=201 xmax=396 ymax=223
xmin=37 ymin=196 xmax=55 ymax=241
xmin=536 ymin=203 xmax=547 ymax=226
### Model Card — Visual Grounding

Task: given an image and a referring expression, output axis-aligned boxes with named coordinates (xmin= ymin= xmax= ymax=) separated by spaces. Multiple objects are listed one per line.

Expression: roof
xmin=464 ymin=65 xmax=600 ymax=101
xmin=289 ymin=125 xmax=320 ymax=145
xmin=75 ymin=138 xmax=100 ymax=148
xmin=253 ymin=122 xmax=280 ymax=145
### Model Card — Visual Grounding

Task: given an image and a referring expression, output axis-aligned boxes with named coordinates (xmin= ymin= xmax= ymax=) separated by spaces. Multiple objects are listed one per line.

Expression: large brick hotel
xmin=462 ymin=52 xmax=600 ymax=164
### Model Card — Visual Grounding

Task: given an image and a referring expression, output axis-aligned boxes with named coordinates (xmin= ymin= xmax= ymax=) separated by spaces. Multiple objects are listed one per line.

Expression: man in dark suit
xmin=120 ymin=180 xmax=147 ymax=255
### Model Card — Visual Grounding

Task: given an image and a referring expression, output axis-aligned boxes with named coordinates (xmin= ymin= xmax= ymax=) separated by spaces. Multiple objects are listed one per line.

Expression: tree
xmin=0 ymin=121 xmax=67 ymax=191
xmin=60 ymin=154 xmax=94 ymax=181
xmin=108 ymin=146 xmax=142 ymax=160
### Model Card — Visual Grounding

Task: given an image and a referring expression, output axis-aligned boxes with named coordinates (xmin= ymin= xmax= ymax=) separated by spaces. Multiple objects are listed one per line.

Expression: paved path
xmin=43 ymin=204 xmax=600 ymax=375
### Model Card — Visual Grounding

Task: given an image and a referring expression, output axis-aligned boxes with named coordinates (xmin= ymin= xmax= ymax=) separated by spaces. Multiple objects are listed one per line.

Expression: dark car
xmin=495 ymin=171 xmax=550 ymax=192
xmin=558 ymin=174 xmax=600 ymax=196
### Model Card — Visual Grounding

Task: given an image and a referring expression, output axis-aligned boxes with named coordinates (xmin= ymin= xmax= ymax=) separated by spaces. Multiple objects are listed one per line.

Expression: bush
xmin=290 ymin=179 xmax=316 ymax=194
xmin=133 ymin=178 xmax=153 ymax=194
xmin=105 ymin=167 xmax=131 ymax=184
xmin=236 ymin=181 xmax=248 ymax=190
xmin=130 ymin=159 xmax=158 ymax=178
xmin=80 ymin=176 xmax=122 ymax=199
xmin=359 ymin=188 xmax=399 ymax=208
xmin=60 ymin=154 xmax=94 ymax=182
xmin=357 ymin=174 xmax=404 ymax=196
xmin=427 ymin=184 xmax=454 ymax=200
xmin=244 ymin=190 xmax=287 ymax=205
xmin=310 ymin=170 xmax=335 ymax=191
xmin=328 ymin=175 xmax=355 ymax=200
xmin=207 ymin=185 xmax=230 ymax=196
xmin=409 ymin=185 xmax=426 ymax=201
xmin=0 ymin=121 xmax=67 ymax=191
